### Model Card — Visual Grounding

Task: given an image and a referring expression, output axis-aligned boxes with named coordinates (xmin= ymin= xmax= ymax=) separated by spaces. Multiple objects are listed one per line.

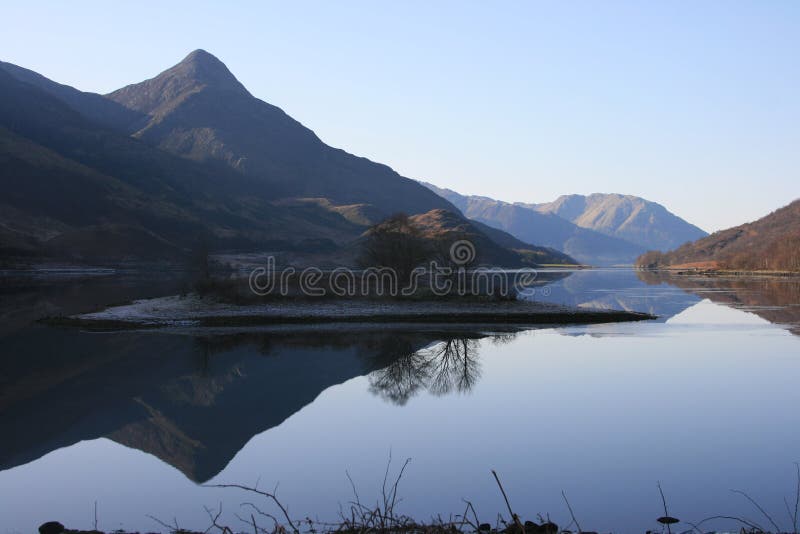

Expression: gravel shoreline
xmin=43 ymin=294 xmax=656 ymax=329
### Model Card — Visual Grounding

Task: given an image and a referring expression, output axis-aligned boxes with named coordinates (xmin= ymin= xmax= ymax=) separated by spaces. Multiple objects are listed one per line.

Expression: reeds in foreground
xmin=38 ymin=461 xmax=800 ymax=534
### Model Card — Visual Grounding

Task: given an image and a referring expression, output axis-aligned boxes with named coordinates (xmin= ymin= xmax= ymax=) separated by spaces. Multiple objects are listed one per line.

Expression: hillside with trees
xmin=637 ymin=199 xmax=800 ymax=272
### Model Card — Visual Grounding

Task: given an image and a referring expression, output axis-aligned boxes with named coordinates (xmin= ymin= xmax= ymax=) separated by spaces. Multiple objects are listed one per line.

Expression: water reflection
xmin=0 ymin=326 xmax=508 ymax=483
xmin=0 ymin=272 xmax=507 ymax=483
xmin=528 ymin=268 xmax=702 ymax=322
xmin=3 ymin=269 xmax=799 ymax=488
xmin=637 ymin=271 xmax=800 ymax=335
xmin=369 ymin=336 xmax=483 ymax=404
xmin=528 ymin=268 xmax=800 ymax=336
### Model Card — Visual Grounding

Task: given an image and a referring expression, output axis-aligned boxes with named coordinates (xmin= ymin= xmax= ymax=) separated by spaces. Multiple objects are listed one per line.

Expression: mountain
xmin=637 ymin=199 xmax=800 ymax=272
xmin=104 ymin=49 xmax=452 ymax=219
xmin=1 ymin=51 xmax=677 ymax=267
xmin=529 ymin=193 xmax=707 ymax=252
xmin=422 ymin=183 xmax=645 ymax=265
xmin=0 ymin=51 xmax=464 ymax=262
xmin=0 ymin=67 xmax=362 ymax=261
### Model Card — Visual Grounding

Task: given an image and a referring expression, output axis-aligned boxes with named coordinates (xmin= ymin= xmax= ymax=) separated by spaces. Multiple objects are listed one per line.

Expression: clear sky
xmin=2 ymin=1 xmax=798 ymax=232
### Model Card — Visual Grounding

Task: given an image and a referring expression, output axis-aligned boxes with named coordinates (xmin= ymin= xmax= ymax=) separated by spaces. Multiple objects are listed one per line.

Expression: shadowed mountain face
xmin=530 ymin=193 xmax=707 ymax=252
xmin=422 ymin=183 xmax=645 ymax=266
xmin=105 ymin=50 xmax=454 ymax=220
xmin=0 ymin=60 xmax=144 ymax=133
xmin=637 ymin=199 xmax=800 ymax=272
xmin=0 ymin=67 xmax=365 ymax=260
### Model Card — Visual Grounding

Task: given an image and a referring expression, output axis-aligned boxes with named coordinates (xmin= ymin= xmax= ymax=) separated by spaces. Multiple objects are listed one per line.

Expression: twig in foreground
xmin=208 ymin=483 xmax=298 ymax=533
xmin=731 ymin=489 xmax=782 ymax=533
xmin=562 ymin=490 xmax=582 ymax=533
xmin=492 ymin=469 xmax=525 ymax=533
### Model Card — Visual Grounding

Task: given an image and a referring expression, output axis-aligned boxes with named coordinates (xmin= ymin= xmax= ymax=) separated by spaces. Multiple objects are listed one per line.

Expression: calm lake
xmin=1 ymin=269 xmax=799 ymax=534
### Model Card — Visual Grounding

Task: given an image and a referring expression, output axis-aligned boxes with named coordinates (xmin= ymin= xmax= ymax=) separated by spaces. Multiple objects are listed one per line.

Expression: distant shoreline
xmin=645 ymin=267 xmax=800 ymax=277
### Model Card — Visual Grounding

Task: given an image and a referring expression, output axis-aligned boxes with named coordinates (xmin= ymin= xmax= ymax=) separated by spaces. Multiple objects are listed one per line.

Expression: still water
xmin=0 ymin=269 xmax=798 ymax=533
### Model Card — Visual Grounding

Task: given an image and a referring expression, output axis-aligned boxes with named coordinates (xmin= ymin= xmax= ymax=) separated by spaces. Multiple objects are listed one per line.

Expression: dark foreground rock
xmin=39 ymin=522 xmax=105 ymax=534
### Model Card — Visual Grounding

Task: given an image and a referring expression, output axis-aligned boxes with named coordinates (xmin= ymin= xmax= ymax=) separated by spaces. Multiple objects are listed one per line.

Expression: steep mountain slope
xmin=530 ymin=193 xmax=707 ymax=251
xmin=422 ymin=183 xmax=644 ymax=265
xmin=105 ymin=50 xmax=453 ymax=220
xmin=0 ymin=68 xmax=361 ymax=260
xmin=637 ymin=199 xmax=800 ymax=271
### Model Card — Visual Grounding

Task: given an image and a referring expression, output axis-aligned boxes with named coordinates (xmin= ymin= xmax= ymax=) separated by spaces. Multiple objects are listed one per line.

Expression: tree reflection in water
xmin=368 ymin=335 xmax=488 ymax=405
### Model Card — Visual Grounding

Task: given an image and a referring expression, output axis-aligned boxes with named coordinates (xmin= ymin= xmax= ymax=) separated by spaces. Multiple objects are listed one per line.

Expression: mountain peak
xmin=179 ymin=49 xmax=226 ymax=72
xmin=106 ymin=49 xmax=248 ymax=115
xmin=171 ymin=49 xmax=246 ymax=91
xmin=531 ymin=192 xmax=707 ymax=251
xmin=183 ymin=48 xmax=217 ymax=62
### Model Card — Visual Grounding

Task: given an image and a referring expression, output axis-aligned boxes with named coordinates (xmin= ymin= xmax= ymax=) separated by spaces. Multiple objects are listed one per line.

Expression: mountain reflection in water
xmin=1 ymin=267 xmax=799 ymax=518
xmin=0 ymin=325 xmax=512 ymax=483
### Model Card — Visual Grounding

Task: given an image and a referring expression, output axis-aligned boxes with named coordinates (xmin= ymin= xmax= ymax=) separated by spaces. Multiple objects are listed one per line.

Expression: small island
xmin=46 ymin=293 xmax=654 ymax=330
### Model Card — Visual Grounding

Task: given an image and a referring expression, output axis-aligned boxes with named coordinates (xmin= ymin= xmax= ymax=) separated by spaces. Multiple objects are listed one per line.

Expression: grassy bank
xmin=32 ymin=463 xmax=800 ymax=534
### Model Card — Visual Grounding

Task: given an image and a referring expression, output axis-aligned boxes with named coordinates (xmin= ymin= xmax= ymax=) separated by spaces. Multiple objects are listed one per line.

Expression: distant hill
xmin=637 ymin=199 xmax=800 ymax=272
xmin=422 ymin=183 xmax=645 ymax=265
xmin=356 ymin=209 xmax=576 ymax=270
xmin=529 ymin=193 xmax=707 ymax=252
xmin=403 ymin=209 xmax=576 ymax=267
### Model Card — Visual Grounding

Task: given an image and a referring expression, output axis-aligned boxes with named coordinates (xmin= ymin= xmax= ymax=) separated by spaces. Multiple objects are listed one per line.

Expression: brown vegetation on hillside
xmin=637 ymin=199 xmax=800 ymax=272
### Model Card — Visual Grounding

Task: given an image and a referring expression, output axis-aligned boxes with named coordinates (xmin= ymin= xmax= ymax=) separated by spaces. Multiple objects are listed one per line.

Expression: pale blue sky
xmin=2 ymin=1 xmax=798 ymax=232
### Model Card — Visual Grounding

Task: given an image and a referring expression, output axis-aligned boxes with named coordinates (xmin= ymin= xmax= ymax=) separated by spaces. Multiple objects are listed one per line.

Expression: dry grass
xmin=40 ymin=462 xmax=800 ymax=534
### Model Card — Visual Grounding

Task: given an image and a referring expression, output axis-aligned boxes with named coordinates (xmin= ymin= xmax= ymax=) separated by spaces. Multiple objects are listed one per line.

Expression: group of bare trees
xmin=358 ymin=214 xmax=433 ymax=284
xmin=358 ymin=213 xmax=476 ymax=286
